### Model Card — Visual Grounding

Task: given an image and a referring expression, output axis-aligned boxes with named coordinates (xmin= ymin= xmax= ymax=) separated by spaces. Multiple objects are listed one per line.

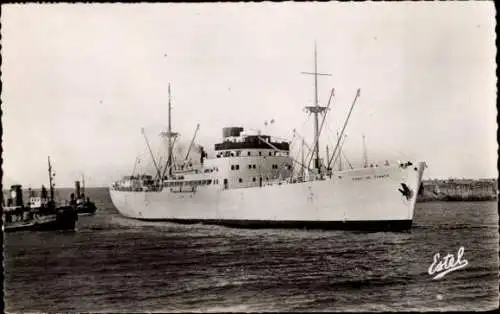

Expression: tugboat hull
xmin=3 ymin=208 xmax=77 ymax=232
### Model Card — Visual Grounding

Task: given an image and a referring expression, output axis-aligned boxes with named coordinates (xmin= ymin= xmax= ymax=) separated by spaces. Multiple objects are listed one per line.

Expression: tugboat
xmin=73 ymin=180 xmax=97 ymax=216
xmin=2 ymin=157 xmax=78 ymax=232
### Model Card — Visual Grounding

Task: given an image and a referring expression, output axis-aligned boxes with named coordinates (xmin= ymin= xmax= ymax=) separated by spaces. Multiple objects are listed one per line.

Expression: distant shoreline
xmin=417 ymin=195 xmax=497 ymax=202
xmin=417 ymin=179 xmax=498 ymax=202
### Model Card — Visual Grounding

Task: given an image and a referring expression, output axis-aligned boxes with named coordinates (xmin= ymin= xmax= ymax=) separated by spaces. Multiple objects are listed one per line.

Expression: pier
xmin=418 ymin=178 xmax=498 ymax=202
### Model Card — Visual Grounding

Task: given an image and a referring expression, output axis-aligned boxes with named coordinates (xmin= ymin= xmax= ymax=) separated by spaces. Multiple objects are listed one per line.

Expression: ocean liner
xmin=109 ymin=48 xmax=426 ymax=231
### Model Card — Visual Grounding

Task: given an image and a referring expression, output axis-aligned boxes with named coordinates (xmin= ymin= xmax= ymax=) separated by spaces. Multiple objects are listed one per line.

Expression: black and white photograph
xmin=2 ymin=2 xmax=498 ymax=312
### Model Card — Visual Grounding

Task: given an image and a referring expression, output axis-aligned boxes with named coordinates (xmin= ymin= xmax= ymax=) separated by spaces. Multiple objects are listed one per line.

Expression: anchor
xmin=398 ymin=183 xmax=413 ymax=200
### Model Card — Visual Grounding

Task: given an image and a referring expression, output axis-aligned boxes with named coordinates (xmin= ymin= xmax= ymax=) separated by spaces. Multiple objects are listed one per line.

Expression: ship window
xmin=269 ymin=151 xmax=272 ymax=156
xmin=236 ymin=151 xmax=241 ymax=156
xmin=253 ymin=164 xmax=256 ymax=169
xmin=248 ymin=164 xmax=252 ymax=169
xmin=247 ymin=151 xmax=251 ymax=156
xmin=259 ymin=151 xmax=262 ymax=156
xmin=231 ymin=165 xmax=235 ymax=170
xmin=236 ymin=165 xmax=240 ymax=170
xmin=239 ymin=178 xmax=243 ymax=183
xmin=253 ymin=177 xmax=256 ymax=182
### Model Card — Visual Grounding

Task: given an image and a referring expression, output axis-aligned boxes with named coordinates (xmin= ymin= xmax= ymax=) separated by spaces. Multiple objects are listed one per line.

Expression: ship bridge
xmin=214 ymin=127 xmax=289 ymax=155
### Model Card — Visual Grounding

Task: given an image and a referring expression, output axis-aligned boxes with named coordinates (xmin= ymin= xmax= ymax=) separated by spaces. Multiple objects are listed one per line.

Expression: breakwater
xmin=418 ymin=178 xmax=498 ymax=202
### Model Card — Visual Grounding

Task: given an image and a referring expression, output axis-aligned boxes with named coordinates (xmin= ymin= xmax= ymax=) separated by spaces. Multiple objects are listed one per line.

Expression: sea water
xmin=4 ymin=188 xmax=499 ymax=312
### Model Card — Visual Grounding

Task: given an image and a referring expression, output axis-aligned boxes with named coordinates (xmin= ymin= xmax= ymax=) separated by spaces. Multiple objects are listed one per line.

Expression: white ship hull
xmin=109 ymin=162 xmax=425 ymax=231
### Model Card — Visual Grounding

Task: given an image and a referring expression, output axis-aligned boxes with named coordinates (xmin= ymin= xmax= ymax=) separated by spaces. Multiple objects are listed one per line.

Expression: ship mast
xmin=362 ymin=133 xmax=369 ymax=168
xmin=161 ymin=83 xmax=179 ymax=178
xmin=302 ymin=43 xmax=331 ymax=174
xmin=167 ymin=83 xmax=173 ymax=172
xmin=48 ymin=156 xmax=54 ymax=202
xmin=81 ymin=173 xmax=85 ymax=195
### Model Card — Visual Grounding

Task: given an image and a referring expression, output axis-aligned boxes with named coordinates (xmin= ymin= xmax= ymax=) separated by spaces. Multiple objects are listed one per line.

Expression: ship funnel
xmin=10 ymin=185 xmax=24 ymax=207
xmin=223 ymin=127 xmax=244 ymax=138
xmin=75 ymin=181 xmax=81 ymax=199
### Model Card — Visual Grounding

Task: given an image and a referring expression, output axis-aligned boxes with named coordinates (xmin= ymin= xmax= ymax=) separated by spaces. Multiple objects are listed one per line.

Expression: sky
xmin=1 ymin=2 xmax=497 ymax=188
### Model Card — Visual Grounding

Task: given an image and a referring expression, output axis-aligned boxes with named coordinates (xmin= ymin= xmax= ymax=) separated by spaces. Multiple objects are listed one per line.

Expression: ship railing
xmin=161 ymin=179 xmax=213 ymax=188
xmin=3 ymin=205 xmax=25 ymax=212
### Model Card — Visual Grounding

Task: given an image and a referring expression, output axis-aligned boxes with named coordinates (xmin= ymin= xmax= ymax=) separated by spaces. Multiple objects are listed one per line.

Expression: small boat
xmin=72 ymin=179 xmax=97 ymax=216
xmin=2 ymin=157 xmax=78 ymax=232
